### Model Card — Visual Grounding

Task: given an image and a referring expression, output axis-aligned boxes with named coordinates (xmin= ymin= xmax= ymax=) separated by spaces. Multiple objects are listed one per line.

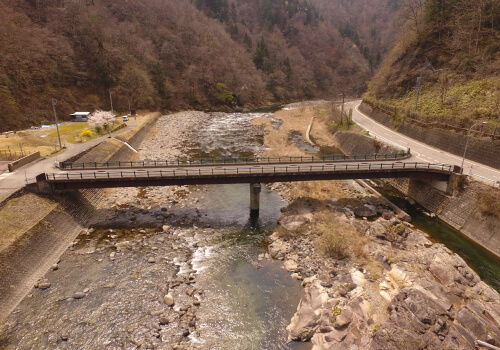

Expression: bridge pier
xmin=250 ymin=183 xmax=261 ymax=215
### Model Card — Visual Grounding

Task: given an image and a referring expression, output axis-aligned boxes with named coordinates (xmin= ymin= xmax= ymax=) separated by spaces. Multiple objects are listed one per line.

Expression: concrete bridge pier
xmin=250 ymin=183 xmax=261 ymax=215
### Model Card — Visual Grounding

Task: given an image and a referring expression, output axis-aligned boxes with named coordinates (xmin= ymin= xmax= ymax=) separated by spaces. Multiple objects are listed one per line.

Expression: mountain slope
xmin=367 ymin=0 xmax=500 ymax=124
xmin=0 ymin=0 xmax=401 ymax=131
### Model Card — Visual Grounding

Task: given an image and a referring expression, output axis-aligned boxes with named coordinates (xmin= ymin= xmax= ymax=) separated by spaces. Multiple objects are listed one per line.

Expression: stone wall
xmin=386 ymin=178 xmax=500 ymax=257
xmin=359 ymin=101 xmax=500 ymax=170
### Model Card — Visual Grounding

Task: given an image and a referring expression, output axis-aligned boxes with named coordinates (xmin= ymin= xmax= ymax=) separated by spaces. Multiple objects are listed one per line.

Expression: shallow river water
xmin=0 ymin=112 xmax=311 ymax=349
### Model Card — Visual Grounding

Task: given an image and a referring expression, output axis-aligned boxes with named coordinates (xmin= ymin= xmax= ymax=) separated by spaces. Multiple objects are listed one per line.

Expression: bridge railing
xmin=47 ymin=162 xmax=453 ymax=181
xmin=58 ymin=151 xmax=411 ymax=170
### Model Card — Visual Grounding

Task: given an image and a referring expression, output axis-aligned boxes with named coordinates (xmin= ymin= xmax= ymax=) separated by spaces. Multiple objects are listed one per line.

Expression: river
xmin=0 ymin=111 xmax=311 ymax=349
xmin=1 ymin=109 xmax=499 ymax=349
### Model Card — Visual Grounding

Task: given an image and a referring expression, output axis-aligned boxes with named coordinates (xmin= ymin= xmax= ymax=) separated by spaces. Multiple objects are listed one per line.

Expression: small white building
xmin=70 ymin=112 xmax=91 ymax=122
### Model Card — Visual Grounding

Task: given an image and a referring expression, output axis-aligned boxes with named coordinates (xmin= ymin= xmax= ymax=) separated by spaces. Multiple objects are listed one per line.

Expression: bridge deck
xmin=42 ymin=161 xmax=457 ymax=190
xmin=58 ymin=152 xmax=411 ymax=170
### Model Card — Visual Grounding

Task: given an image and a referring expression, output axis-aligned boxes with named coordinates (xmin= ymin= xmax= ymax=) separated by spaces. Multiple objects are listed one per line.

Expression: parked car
xmin=122 ymin=115 xmax=129 ymax=121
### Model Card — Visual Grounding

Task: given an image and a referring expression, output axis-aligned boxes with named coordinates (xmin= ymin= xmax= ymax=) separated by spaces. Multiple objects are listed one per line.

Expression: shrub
xmin=80 ymin=129 xmax=92 ymax=139
xmin=316 ymin=230 xmax=350 ymax=259
xmin=478 ymin=191 xmax=500 ymax=218
xmin=453 ymin=175 xmax=467 ymax=192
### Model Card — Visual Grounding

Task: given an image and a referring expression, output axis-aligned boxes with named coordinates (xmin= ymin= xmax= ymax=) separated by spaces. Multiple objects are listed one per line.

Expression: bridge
xmin=35 ymin=153 xmax=460 ymax=213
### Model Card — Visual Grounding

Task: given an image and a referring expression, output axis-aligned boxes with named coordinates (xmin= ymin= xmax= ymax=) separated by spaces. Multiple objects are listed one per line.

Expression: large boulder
xmin=353 ymin=206 xmax=376 ymax=217
xmin=287 ymin=291 xmax=321 ymax=341
xmin=279 ymin=215 xmax=308 ymax=232
xmin=268 ymin=239 xmax=290 ymax=260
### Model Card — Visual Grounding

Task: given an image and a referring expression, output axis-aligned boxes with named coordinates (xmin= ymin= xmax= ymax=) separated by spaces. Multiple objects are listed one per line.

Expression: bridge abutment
xmin=250 ymin=183 xmax=261 ymax=215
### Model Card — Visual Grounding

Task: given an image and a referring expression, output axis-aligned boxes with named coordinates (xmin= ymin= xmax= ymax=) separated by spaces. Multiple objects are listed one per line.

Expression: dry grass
xmin=0 ymin=194 xmax=57 ymax=253
xmin=312 ymin=211 xmax=370 ymax=261
xmin=478 ymin=190 xmax=500 ymax=218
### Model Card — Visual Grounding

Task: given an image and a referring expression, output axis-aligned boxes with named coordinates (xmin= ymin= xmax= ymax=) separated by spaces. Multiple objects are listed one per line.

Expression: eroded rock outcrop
xmin=274 ymin=207 xmax=500 ymax=349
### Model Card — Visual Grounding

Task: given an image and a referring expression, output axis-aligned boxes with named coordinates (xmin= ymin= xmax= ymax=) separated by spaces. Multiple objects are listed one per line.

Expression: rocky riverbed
xmin=266 ymin=184 xmax=500 ymax=349
xmin=0 ymin=110 xmax=307 ymax=349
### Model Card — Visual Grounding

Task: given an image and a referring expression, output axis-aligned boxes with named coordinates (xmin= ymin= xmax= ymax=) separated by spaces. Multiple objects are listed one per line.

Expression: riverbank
xmin=254 ymin=104 xmax=500 ymax=349
xmin=0 ymin=110 xmax=306 ymax=349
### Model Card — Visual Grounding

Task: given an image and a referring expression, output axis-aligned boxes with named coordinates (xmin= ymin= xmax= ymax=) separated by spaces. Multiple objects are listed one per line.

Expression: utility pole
xmin=109 ymin=90 xmax=114 ymax=115
xmin=414 ymin=75 xmax=422 ymax=112
xmin=51 ymin=98 xmax=63 ymax=150
xmin=460 ymin=122 xmax=487 ymax=174
xmin=339 ymin=91 xmax=345 ymax=125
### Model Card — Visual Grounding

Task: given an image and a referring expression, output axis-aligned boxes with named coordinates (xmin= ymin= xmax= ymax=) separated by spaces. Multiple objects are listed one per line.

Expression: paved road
xmin=0 ymin=119 xmax=142 ymax=201
xmin=346 ymin=100 xmax=500 ymax=186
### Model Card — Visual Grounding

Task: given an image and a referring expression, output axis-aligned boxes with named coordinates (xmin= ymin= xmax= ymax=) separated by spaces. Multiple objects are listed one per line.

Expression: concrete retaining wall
xmin=360 ymin=101 xmax=500 ymax=170
xmin=0 ymin=188 xmax=102 ymax=324
xmin=333 ymin=129 xmax=500 ymax=257
xmin=333 ymin=131 xmax=400 ymax=155
xmin=0 ymin=115 xmax=161 ymax=323
xmin=110 ymin=115 xmax=160 ymax=161
xmin=387 ymin=178 xmax=500 ymax=257
xmin=8 ymin=152 xmax=40 ymax=172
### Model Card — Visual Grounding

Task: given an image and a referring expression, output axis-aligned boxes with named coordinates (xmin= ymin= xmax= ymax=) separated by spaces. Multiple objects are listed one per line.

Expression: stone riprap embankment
xmin=266 ymin=189 xmax=500 ymax=349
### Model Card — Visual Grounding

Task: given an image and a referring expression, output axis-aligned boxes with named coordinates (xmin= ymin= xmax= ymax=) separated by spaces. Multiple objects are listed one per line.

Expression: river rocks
xmin=148 ymin=257 xmax=156 ymax=263
xmin=38 ymin=282 xmax=52 ymax=289
xmin=73 ymin=292 xmax=86 ymax=299
xmin=284 ymin=259 xmax=299 ymax=272
xmin=279 ymin=215 xmax=308 ymax=231
xmin=268 ymin=239 xmax=290 ymax=260
xmin=164 ymin=294 xmax=175 ymax=306
xmin=353 ymin=206 xmax=376 ymax=217
xmin=279 ymin=204 xmax=500 ymax=350
xmin=382 ymin=210 xmax=395 ymax=220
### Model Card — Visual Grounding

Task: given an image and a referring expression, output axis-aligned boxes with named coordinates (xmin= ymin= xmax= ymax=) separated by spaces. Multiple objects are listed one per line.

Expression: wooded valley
xmin=0 ymin=0 xmax=400 ymax=131
xmin=1 ymin=0 xmax=499 ymax=131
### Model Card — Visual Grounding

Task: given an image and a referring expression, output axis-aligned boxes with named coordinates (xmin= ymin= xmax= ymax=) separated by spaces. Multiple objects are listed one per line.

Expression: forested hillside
xmin=367 ymin=0 xmax=500 ymax=124
xmin=0 ymin=0 xmax=402 ymax=131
